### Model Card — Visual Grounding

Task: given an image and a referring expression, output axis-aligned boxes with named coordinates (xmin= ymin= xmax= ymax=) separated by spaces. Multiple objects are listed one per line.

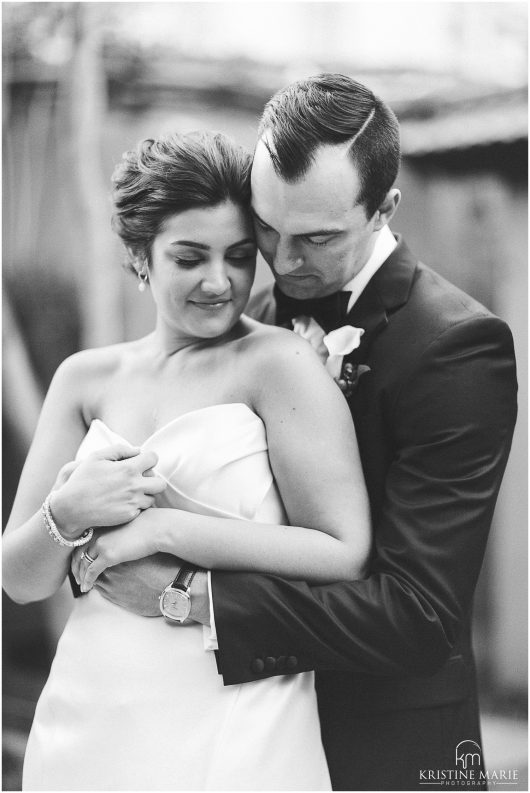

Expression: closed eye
xmin=303 ymin=235 xmax=334 ymax=247
xmin=174 ymin=257 xmax=202 ymax=267
xmin=227 ymin=250 xmax=256 ymax=264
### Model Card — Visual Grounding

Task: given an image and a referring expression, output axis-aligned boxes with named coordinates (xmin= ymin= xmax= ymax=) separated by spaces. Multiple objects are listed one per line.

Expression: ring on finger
xmin=81 ymin=550 xmax=97 ymax=564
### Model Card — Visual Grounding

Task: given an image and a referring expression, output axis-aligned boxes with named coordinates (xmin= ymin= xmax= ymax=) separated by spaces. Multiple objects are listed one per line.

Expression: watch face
xmin=161 ymin=588 xmax=191 ymax=622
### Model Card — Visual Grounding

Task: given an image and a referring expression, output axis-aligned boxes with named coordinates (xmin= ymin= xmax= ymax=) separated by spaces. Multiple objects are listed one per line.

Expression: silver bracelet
xmin=42 ymin=494 xmax=93 ymax=548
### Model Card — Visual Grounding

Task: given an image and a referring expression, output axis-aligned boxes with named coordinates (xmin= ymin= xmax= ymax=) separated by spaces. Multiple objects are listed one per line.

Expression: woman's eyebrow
xmin=168 ymin=238 xmax=255 ymax=250
xmin=169 ymin=240 xmax=210 ymax=250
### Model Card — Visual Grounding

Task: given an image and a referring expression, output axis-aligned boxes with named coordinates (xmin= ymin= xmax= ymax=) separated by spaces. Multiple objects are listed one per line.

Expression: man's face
xmin=251 ymin=139 xmax=381 ymax=299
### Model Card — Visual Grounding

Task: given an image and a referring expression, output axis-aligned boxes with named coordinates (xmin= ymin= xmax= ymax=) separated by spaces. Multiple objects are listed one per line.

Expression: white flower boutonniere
xmin=292 ymin=315 xmax=329 ymax=361
xmin=323 ymin=326 xmax=365 ymax=380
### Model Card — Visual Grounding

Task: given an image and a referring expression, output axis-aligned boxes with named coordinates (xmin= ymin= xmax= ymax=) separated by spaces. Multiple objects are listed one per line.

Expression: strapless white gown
xmin=22 ymin=403 xmax=331 ymax=791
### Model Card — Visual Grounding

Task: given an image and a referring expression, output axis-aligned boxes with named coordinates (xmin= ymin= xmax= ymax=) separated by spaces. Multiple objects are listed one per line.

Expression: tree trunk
xmin=2 ymin=292 xmax=43 ymax=449
xmin=67 ymin=3 xmax=123 ymax=348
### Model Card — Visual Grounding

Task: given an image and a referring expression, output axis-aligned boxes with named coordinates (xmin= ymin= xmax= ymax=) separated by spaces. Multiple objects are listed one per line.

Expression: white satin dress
xmin=22 ymin=403 xmax=331 ymax=791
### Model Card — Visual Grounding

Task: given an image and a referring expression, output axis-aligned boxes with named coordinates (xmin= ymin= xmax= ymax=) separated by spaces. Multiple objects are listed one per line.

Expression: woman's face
xmin=148 ymin=202 xmax=256 ymax=343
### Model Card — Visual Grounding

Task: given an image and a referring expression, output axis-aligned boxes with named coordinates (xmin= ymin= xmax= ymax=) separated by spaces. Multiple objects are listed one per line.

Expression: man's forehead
xmin=252 ymin=137 xmax=355 ymax=176
xmin=251 ymin=138 xmax=361 ymax=226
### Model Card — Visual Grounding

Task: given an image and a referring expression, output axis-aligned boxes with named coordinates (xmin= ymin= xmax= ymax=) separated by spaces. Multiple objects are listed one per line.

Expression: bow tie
xmin=274 ymin=285 xmax=351 ymax=334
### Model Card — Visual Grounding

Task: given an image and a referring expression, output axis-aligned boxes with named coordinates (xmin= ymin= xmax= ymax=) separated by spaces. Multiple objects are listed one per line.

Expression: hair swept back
xmin=258 ymin=73 xmax=400 ymax=218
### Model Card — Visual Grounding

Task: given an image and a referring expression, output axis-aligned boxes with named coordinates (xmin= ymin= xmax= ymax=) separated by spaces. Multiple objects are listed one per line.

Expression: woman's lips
xmin=190 ymin=299 xmax=232 ymax=309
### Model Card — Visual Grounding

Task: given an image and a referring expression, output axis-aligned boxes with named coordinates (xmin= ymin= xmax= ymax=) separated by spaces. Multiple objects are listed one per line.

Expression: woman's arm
xmin=2 ymin=352 xmax=165 ymax=604
xmin=79 ymin=332 xmax=371 ymax=590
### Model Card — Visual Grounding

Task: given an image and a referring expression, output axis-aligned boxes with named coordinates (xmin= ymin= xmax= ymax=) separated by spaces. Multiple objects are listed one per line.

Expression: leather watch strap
xmin=170 ymin=567 xmax=198 ymax=592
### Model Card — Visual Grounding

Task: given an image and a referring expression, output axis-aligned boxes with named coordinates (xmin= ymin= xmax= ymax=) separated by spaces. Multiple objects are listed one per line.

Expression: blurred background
xmin=2 ymin=2 xmax=527 ymax=789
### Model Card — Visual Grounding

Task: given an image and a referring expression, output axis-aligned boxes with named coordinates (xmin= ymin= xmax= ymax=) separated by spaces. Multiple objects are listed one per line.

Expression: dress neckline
xmin=90 ymin=402 xmax=258 ymax=447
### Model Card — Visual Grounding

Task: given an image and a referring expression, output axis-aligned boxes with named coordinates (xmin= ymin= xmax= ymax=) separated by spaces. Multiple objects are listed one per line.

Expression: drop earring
xmin=138 ymin=269 xmax=148 ymax=292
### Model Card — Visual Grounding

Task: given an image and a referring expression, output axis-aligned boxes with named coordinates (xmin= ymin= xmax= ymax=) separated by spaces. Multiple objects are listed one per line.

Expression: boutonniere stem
xmin=336 ymin=363 xmax=371 ymax=397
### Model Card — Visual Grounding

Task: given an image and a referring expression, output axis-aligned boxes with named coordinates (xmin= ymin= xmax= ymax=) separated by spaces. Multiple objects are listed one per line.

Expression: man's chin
xmin=276 ymin=275 xmax=322 ymax=300
xmin=276 ymin=277 xmax=329 ymax=300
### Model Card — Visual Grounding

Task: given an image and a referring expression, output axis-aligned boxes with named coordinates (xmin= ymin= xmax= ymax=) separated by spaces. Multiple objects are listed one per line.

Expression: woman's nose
xmin=201 ymin=262 xmax=231 ymax=295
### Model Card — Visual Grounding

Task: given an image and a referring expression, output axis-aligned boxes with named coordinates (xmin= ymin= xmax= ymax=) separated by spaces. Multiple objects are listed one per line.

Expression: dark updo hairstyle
xmin=111 ymin=130 xmax=252 ymax=274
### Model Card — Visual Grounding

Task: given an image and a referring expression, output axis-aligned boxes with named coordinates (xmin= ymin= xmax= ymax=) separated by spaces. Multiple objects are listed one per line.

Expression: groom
xmin=96 ymin=74 xmax=518 ymax=790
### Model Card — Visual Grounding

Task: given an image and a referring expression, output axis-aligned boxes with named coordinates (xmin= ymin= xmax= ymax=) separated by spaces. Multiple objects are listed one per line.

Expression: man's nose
xmin=272 ymin=239 xmax=303 ymax=276
xmin=201 ymin=262 xmax=231 ymax=295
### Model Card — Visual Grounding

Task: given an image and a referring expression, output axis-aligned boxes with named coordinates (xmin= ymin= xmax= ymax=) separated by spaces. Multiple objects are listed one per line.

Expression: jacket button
xmin=276 ymin=655 xmax=286 ymax=671
xmin=251 ymin=658 xmax=265 ymax=674
xmin=264 ymin=656 xmax=276 ymax=672
xmin=286 ymin=655 xmax=298 ymax=671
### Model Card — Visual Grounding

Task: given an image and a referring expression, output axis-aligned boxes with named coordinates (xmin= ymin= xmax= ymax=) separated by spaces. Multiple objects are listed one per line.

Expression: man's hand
xmin=93 ymin=554 xmax=211 ymax=627
xmin=94 ymin=553 xmax=181 ymax=616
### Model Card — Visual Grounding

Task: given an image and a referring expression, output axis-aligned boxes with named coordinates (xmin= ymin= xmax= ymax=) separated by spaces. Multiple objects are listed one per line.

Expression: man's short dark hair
xmin=258 ymin=73 xmax=400 ymax=218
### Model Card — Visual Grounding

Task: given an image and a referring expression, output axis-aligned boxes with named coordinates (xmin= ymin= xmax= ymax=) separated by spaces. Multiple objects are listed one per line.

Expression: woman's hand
xmin=50 ymin=444 xmax=167 ymax=539
xmin=51 ymin=460 xmax=81 ymax=491
xmin=71 ymin=508 xmax=160 ymax=592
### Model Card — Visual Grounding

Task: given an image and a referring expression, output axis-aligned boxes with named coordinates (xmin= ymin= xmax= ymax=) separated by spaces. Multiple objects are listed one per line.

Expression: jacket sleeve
xmin=211 ymin=315 xmax=518 ymax=685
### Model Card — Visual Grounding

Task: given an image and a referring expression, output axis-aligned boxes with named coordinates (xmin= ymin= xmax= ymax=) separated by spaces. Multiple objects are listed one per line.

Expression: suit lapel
xmin=346 ymin=281 xmax=388 ymax=365
xmin=345 ymin=236 xmax=417 ymax=365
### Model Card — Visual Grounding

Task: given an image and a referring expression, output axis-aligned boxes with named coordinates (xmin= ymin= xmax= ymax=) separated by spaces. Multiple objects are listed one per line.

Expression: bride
xmin=3 ymin=130 xmax=371 ymax=791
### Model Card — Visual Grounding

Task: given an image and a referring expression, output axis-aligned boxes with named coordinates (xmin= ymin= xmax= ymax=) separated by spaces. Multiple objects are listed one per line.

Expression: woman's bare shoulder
xmin=52 ymin=340 xmax=145 ymax=392
xmin=238 ymin=317 xmax=353 ymax=435
xmin=237 ymin=317 xmax=327 ymax=392
xmin=238 ymin=316 xmax=316 ymax=361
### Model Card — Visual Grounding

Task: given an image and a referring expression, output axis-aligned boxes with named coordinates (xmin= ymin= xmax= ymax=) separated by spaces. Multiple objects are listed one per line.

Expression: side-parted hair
xmin=258 ymin=73 xmax=400 ymax=218
xmin=111 ymin=130 xmax=252 ymax=273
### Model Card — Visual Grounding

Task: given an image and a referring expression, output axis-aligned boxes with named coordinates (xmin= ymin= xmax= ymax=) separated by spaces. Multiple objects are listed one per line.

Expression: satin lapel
xmin=345 ymin=280 xmax=388 ymax=365
xmin=345 ymin=236 xmax=418 ymax=365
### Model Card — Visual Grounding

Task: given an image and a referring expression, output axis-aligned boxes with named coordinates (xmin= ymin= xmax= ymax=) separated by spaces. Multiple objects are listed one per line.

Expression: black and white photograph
xmin=2 ymin=2 xmax=527 ymax=791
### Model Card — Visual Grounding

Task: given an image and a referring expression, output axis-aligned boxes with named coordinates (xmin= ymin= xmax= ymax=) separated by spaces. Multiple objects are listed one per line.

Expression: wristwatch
xmin=159 ymin=567 xmax=198 ymax=624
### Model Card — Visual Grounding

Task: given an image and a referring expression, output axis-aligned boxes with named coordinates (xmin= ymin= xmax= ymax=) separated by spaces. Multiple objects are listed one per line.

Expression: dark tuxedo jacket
xmin=211 ymin=238 xmax=517 ymax=790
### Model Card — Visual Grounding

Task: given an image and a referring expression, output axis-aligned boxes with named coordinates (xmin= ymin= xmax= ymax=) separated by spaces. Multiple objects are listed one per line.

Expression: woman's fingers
xmin=133 ymin=450 xmax=158 ymax=474
xmin=58 ymin=447 xmax=165 ymax=529
xmin=132 ymin=452 xmax=166 ymax=495
xmin=71 ymin=545 xmax=98 ymax=586
xmin=73 ymin=545 xmax=101 ymax=591
xmin=92 ymin=443 xmax=141 ymax=462
xmin=142 ymin=474 xmax=167 ymax=496
xmin=98 ymin=448 xmax=167 ymax=494
xmin=81 ymin=552 xmax=106 ymax=592
xmin=53 ymin=460 xmax=80 ymax=490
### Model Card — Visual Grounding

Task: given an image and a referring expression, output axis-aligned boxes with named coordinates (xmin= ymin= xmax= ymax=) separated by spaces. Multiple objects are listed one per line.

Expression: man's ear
xmin=373 ymin=188 xmax=401 ymax=230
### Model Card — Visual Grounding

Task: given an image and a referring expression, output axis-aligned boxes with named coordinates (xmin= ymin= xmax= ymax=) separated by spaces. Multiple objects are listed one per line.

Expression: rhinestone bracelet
xmin=42 ymin=494 xmax=93 ymax=548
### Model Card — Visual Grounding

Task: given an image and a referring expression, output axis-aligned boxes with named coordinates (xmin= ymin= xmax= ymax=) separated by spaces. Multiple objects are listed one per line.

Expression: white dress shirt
xmin=203 ymin=225 xmax=397 ymax=650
